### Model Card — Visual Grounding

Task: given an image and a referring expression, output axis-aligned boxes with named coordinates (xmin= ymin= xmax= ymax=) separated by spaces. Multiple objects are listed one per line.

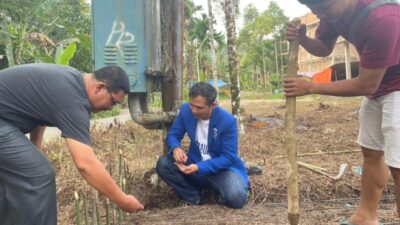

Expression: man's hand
xmin=285 ymin=21 xmax=306 ymax=43
xmin=283 ymin=77 xmax=314 ymax=97
xmin=117 ymin=194 xmax=144 ymax=213
xmin=66 ymin=138 xmax=144 ymax=214
xmin=175 ymin=163 xmax=198 ymax=175
xmin=173 ymin=147 xmax=187 ymax=164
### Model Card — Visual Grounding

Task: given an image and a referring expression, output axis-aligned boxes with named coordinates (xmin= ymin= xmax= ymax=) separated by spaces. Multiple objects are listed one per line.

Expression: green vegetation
xmin=0 ymin=0 xmax=91 ymax=71
xmin=91 ymin=107 xmax=121 ymax=119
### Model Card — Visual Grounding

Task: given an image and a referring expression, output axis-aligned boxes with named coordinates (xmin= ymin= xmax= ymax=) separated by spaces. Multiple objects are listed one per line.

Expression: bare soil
xmin=45 ymin=96 xmax=399 ymax=225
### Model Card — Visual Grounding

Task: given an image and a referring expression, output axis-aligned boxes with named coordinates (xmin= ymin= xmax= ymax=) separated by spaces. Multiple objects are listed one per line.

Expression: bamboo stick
xmin=74 ymin=192 xmax=81 ymax=225
xmin=298 ymin=161 xmax=348 ymax=180
xmin=274 ymin=150 xmax=361 ymax=159
xmin=92 ymin=190 xmax=98 ymax=225
xmin=83 ymin=195 xmax=89 ymax=225
xmin=95 ymin=194 xmax=100 ymax=225
xmin=285 ymin=18 xmax=300 ymax=225
xmin=297 ymin=161 xmax=327 ymax=172
xmin=105 ymin=198 xmax=110 ymax=225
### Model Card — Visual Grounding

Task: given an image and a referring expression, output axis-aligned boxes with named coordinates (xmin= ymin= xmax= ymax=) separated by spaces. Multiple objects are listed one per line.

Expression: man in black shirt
xmin=0 ymin=63 xmax=144 ymax=225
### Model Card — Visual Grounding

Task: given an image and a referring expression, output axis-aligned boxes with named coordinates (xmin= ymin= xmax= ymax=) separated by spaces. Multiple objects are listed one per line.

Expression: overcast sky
xmin=192 ymin=0 xmax=311 ymax=30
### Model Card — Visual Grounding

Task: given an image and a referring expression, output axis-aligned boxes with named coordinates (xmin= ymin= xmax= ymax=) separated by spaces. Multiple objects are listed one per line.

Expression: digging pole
xmin=284 ymin=18 xmax=300 ymax=225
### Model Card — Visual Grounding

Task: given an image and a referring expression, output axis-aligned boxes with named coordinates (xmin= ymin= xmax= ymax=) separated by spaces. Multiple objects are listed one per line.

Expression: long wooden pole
xmin=285 ymin=18 xmax=300 ymax=225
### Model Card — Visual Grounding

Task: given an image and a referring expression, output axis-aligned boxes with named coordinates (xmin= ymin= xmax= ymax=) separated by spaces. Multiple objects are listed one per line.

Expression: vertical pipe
xmin=145 ymin=0 xmax=162 ymax=71
xmin=285 ymin=19 xmax=300 ymax=225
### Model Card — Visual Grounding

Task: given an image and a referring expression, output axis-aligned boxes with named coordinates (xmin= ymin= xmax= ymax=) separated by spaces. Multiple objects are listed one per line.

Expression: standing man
xmin=285 ymin=0 xmax=400 ymax=224
xmin=156 ymin=82 xmax=248 ymax=209
xmin=0 ymin=63 xmax=144 ymax=225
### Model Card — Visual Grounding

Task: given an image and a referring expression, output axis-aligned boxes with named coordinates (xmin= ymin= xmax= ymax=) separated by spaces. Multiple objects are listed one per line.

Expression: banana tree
xmin=37 ymin=41 xmax=77 ymax=66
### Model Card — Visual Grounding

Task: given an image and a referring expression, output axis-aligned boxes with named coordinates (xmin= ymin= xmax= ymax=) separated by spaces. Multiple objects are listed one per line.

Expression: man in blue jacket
xmin=156 ymin=82 xmax=248 ymax=208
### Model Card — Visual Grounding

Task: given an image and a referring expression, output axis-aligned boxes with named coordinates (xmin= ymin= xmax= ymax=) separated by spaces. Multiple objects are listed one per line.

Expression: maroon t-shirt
xmin=315 ymin=0 xmax=400 ymax=98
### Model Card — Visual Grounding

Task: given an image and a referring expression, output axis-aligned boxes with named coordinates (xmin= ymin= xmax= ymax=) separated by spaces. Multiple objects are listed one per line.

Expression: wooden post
xmin=344 ymin=41 xmax=351 ymax=80
xmin=285 ymin=18 xmax=300 ymax=225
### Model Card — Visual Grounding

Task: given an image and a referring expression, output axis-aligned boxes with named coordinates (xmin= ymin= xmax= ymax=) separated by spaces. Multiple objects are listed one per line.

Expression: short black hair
xmin=189 ymin=82 xmax=217 ymax=106
xmin=93 ymin=66 xmax=130 ymax=94
xmin=298 ymin=0 xmax=327 ymax=4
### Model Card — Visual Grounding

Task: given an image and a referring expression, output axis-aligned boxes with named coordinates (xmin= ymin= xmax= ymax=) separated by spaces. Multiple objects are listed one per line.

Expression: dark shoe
xmin=246 ymin=165 xmax=263 ymax=175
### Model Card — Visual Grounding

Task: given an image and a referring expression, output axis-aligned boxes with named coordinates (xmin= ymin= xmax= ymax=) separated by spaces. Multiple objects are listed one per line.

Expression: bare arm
xmin=30 ymin=125 xmax=46 ymax=148
xmin=299 ymin=36 xmax=336 ymax=57
xmin=284 ymin=67 xmax=386 ymax=97
xmin=65 ymin=138 xmax=144 ymax=213
xmin=286 ymin=22 xmax=336 ymax=57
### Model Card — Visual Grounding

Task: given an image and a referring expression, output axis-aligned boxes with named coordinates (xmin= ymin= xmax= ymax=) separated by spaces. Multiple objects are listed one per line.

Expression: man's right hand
xmin=173 ymin=147 xmax=187 ymax=164
xmin=117 ymin=194 xmax=144 ymax=213
xmin=285 ymin=21 xmax=307 ymax=43
xmin=283 ymin=77 xmax=314 ymax=97
xmin=66 ymin=138 xmax=144 ymax=214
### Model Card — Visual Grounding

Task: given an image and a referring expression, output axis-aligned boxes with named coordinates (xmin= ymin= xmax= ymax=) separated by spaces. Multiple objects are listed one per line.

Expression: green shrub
xmin=91 ymin=106 xmax=121 ymax=119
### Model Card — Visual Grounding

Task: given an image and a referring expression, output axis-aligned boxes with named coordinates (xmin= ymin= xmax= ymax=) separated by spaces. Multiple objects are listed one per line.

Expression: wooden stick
xmin=274 ymin=150 xmax=361 ymax=159
xmin=74 ymin=192 xmax=81 ymax=225
xmin=298 ymin=161 xmax=348 ymax=180
xmin=297 ymin=161 xmax=327 ymax=172
xmin=83 ymin=193 xmax=89 ymax=225
xmin=285 ymin=18 xmax=301 ymax=225
xmin=297 ymin=150 xmax=360 ymax=157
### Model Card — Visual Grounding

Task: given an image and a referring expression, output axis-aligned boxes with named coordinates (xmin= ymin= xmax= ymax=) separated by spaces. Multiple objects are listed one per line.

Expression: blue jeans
xmin=156 ymin=155 xmax=248 ymax=208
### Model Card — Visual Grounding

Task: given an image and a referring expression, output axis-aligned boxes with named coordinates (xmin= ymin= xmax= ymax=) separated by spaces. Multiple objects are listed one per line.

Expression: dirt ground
xmin=46 ymin=96 xmax=399 ymax=225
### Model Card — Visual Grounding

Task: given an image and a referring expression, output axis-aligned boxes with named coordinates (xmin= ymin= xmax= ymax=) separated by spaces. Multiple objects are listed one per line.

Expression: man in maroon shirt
xmin=285 ymin=0 xmax=400 ymax=224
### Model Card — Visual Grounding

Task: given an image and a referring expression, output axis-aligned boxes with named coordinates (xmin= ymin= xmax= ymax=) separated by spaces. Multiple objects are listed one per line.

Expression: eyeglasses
xmin=107 ymin=90 xmax=122 ymax=106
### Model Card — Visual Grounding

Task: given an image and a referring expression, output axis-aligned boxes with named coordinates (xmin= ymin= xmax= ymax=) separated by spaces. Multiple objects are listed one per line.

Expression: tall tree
xmin=207 ymin=0 xmax=218 ymax=92
xmin=242 ymin=4 xmax=259 ymax=25
xmin=236 ymin=1 xmax=287 ymax=92
xmin=184 ymin=0 xmax=203 ymax=83
xmin=223 ymin=0 xmax=244 ymax=133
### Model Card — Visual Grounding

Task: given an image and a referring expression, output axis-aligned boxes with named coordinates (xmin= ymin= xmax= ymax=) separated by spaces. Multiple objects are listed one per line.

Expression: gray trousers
xmin=0 ymin=119 xmax=56 ymax=225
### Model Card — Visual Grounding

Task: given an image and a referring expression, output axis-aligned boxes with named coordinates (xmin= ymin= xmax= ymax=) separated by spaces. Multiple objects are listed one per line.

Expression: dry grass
xmin=43 ymin=96 xmax=398 ymax=225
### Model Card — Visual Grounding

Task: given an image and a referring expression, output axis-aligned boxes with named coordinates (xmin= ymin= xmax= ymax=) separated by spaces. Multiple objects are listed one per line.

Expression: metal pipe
xmin=128 ymin=93 xmax=176 ymax=130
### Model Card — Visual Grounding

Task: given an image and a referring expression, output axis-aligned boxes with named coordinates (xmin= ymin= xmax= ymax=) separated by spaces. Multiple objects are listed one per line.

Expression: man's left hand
xmin=175 ymin=163 xmax=198 ymax=175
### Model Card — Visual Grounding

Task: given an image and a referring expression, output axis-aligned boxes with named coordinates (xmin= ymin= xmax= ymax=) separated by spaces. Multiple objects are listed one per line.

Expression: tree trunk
xmin=223 ymin=0 xmax=244 ymax=134
xmin=207 ymin=0 xmax=218 ymax=93
xmin=185 ymin=44 xmax=195 ymax=83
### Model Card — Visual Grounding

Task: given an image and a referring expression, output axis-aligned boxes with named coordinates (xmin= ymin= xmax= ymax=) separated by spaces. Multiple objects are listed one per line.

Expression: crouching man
xmin=156 ymin=82 xmax=248 ymax=208
xmin=0 ymin=64 xmax=143 ymax=225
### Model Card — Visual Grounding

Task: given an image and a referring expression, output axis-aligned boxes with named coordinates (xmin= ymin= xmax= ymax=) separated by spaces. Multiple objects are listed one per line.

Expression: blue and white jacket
xmin=167 ymin=103 xmax=248 ymax=188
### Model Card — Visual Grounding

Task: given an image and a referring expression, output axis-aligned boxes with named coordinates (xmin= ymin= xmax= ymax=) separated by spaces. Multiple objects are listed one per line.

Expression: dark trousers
xmin=156 ymin=155 xmax=248 ymax=209
xmin=0 ymin=119 xmax=57 ymax=225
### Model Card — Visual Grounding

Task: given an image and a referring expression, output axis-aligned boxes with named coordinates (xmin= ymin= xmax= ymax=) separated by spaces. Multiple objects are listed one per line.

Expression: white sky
xmin=193 ymin=0 xmax=311 ymax=30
